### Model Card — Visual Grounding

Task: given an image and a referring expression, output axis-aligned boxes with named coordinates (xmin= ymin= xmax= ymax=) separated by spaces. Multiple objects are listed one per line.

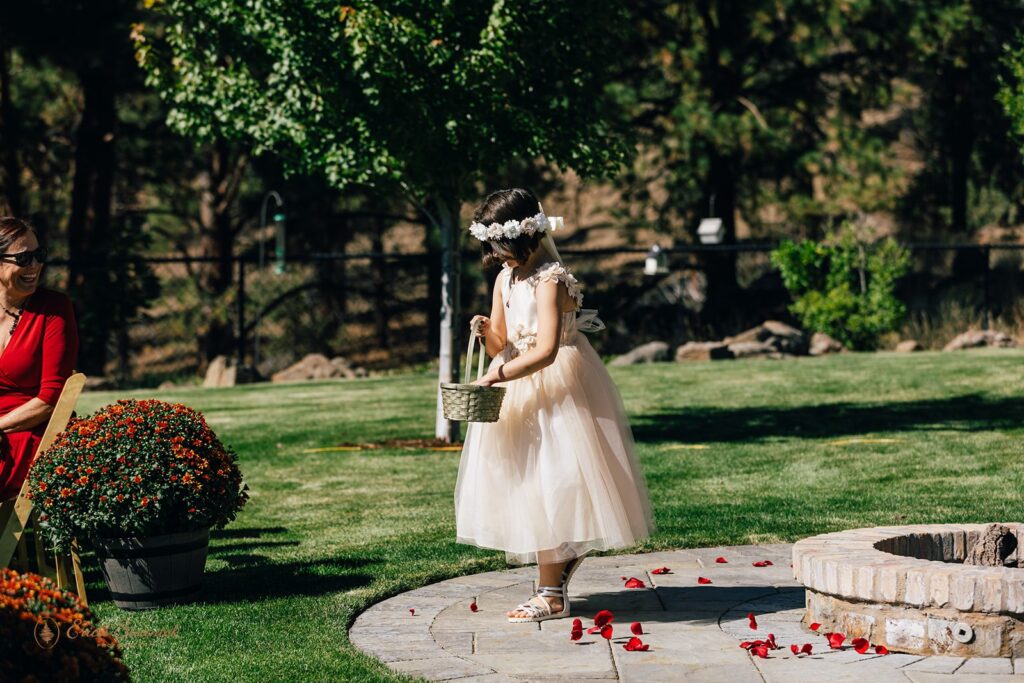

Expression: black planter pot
xmin=92 ymin=528 xmax=210 ymax=610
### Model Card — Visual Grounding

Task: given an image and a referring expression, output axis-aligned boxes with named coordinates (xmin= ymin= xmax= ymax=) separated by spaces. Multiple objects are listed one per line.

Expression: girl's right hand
xmin=470 ymin=315 xmax=491 ymax=338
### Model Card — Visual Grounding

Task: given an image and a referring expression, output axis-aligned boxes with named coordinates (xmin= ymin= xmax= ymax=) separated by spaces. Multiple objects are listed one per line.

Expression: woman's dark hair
xmin=473 ymin=188 xmax=543 ymax=269
xmin=0 ymin=217 xmax=33 ymax=254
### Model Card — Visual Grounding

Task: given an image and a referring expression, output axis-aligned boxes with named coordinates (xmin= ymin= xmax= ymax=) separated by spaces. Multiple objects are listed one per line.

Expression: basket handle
xmin=463 ymin=328 xmax=488 ymax=384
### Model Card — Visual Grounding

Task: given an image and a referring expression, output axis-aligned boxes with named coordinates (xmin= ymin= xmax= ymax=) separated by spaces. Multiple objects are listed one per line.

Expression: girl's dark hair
xmin=0 ymin=217 xmax=33 ymax=254
xmin=473 ymin=188 xmax=543 ymax=269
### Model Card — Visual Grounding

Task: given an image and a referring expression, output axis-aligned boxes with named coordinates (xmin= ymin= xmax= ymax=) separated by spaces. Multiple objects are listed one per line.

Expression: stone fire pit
xmin=793 ymin=524 xmax=1024 ymax=657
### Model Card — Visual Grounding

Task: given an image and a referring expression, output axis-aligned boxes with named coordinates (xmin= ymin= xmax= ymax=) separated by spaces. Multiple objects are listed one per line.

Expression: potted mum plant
xmin=27 ymin=399 xmax=249 ymax=610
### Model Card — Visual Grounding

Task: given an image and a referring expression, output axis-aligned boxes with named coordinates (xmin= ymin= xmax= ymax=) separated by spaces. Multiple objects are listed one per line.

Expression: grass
xmin=73 ymin=349 xmax=1024 ymax=682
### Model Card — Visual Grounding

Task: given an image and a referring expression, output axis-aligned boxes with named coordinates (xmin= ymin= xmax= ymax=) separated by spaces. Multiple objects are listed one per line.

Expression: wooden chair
xmin=0 ymin=373 xmax=88 ymax=605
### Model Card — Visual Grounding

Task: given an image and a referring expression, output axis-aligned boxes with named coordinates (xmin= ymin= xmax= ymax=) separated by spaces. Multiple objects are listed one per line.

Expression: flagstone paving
xmin=350 ymin=544 xmax=1024 ymax=682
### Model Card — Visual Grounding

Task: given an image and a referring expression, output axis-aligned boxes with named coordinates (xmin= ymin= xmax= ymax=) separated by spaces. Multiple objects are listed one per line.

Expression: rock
xmin=943 ymin=330 xmax=1017 ymax=351
xmin=724 ymin=320 xmax=808 ymax=355
xmin=674 ymin=341 xmax=734 ymax=362
xmin=727 ymin=341 xmax=784 ymax=359
xmin=895 ymin=340 xmax=922 ymax=353
xmin=84 ymin=376 xmax=117 ymax=391
xmin=203 ymin=355 xmax=236 ymax=388
xmin=964 ymin=524 xmax=1017 ymax=567
xmin=157 ymin=381 xmax=178 ymax=391
xmin=271 ymin=353 xmax=366 ymax=382
xmin=809 ymin=332 xmax=845 ymax=356
xmin=611 ymin=341 xmax=671 ymax=366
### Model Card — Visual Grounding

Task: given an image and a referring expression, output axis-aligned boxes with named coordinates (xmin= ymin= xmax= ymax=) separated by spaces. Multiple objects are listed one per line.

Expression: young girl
xmin=455 ymin=188 xmax=655 ymax=623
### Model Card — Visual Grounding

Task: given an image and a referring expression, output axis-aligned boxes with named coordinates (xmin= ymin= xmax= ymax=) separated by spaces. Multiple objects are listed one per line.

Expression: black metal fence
xmin=41 ymin=241 xmax=1024 ymax=381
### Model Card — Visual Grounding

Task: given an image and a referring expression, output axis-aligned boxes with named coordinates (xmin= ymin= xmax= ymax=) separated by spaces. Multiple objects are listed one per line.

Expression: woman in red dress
xmin=0 ymin=217 xmax=78 ymax=501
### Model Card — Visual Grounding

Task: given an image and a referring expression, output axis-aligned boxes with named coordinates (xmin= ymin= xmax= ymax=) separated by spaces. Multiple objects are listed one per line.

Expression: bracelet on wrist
xmin=497 ymin=364 xmax=507 ymax=381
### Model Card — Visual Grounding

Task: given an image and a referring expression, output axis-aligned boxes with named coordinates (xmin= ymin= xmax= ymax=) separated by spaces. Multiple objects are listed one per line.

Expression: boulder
xmin=809 ymin=332 xmax=845 ymax=356
xmin=611 ymin=341 xmax=671 ymax=366
xmin=942 ymin=330 xmax=1017 ymax=351
xmin=727 ymin=341 xmax=784 ymax=359
xmin=203 ymin=355 xmax=235 ymax=388
xmin=674 ymin=341 xmax=734 ymax=362
xmin=271 ymin=353 xmax=367 ymax=382
xmin=724 ymin=320 xmax=808 ymax=355
xmin=895 ymin=340 xmax=922 ymax=353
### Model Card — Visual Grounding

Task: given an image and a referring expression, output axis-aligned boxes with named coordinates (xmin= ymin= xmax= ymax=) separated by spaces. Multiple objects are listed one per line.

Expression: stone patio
xmin=350 ymin=544 xmax=1024 ymax=682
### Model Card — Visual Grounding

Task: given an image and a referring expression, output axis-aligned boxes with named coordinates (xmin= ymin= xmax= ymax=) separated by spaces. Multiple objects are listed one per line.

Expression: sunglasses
xmin=0 ymin=247 xmax=48 ymax=267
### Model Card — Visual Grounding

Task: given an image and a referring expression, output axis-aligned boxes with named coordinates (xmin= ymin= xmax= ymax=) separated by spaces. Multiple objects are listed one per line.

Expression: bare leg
xmin=507 ymin=549 xmax=569 ymax=619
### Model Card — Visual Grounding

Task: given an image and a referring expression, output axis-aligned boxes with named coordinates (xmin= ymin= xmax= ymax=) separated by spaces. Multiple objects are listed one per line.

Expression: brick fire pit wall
xmin=792 ymin=523 xmax=1024 ymax=657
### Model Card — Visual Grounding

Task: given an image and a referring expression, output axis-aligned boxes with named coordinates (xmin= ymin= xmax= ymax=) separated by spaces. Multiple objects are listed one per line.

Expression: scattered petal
xmin=715 ymin=556 xmax=728 ymax=563
xmin=697 ymin=577 xmax=712 ymax=584
xmin=747 ymin=613 xmax=758 ymax=630
xmin=409 ymin=608 xmax=415 ymax=616
xmin=852 ymin=637 xmax=870 ymax=654
xmin=751 ymin=644 xmax=769 ymax=658
xmin=875 ymin=645 xmax=889 ymax=655
xmin=827 ymin=632 xmax=846 ymax=649
xmin=790 ymin=644 xmax=799 ymax=655
xmin=624 ymin=577 xmax=647 ymax=589
xmin=594 ymin=610 xmax=615 ymax=627
xmin=587 ymin=626 xmax=601 ymax=634
xmin=740 ymin=641 xmax=754 ymax=650
xmin=570 ymin=618 xmax=583 ymax=641
xmin=630 ymin=622 xmax=644 ymax=635
xmin=765 ymin=633 xmax=778 ymax=650
xmin=470 ymin=601 xmax=478 ymax=613
xmin=752 ymin=560 xmax=774 ymax=567
xmin=651 ymin=567 xmax=672 ymax=574
xmin=600 ymin=624 xmax=614 ymax=640
xmin=623 ymin=636 xmax=650 ymax=651
xmin=809 ymin=622 xmax=821 ymax=631
xmin=800 ymin=643 xmax=813 ymax=655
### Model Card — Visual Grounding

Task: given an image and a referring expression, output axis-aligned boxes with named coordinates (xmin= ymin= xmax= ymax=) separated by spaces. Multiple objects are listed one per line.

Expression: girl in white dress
xmin=455 ymin=188 xmax=655 ymax=623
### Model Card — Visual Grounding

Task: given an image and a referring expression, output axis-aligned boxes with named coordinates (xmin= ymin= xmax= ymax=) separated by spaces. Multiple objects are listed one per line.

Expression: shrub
xmin=0 ymin=568 xmax=130 ymax=681
xmin=771 ymin=225 xmax=911 ymax=350
xmin=28 ymin=399 xmax=249 ymax=554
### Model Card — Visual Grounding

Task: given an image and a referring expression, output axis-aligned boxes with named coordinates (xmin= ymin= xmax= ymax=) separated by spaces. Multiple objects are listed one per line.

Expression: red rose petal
xmin=651 ymin=567 xmax=672 ymax=574
xmin=747 ymin=613 xmax=758 ymax=630
xmin=715 ymin=556 xmax=728 ymax=563
xmin=765 ymin=633 xmax=777 ymax=650
xmin=570 ymin=621 xmax=584 ymax=641
xmin=875 ymin=645 xmax=889 ymax=655
xmin=751 ymin=644 xmax=769 ymax=658
xmin=594 ymin=609 xmax=615 ymax=627
xmin=809 ymin=622 xmax=821 ymax=631
xmin=600 ymin=624 xmax=614 ymax=640
xmin=740 ymin=641 xmax=753 ymax=649
xmin=409 ymin=608 xmax=415 ymax=616
xmin=852 ymin=637 xmax=869 ymax=654
xmin=587 ymin=626 xmax=601 ymax=634
xmin=470 ymin=600 xmax=478 ymax=613
xmin=752 ymin=560 xmax=774 ymax=567
xmin=800 ymin=643 xmax=813 ymax=655
xmin=790 ymin=644 xmax=799 ymax=655
xmin=624 ymin=577 xmax=647 ymax=589
xmin=624 ymin=636 xmax=650 ymax=651
xmin=630 ymin=622 xmax=643 ymax=635
xmin=697 ymin=577 xmax=712 ymax=584
xmin=827 ymin=632 xmax=846 ymax=649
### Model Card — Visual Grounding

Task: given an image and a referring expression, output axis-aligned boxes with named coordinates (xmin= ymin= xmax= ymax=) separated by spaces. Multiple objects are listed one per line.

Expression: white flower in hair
xmin=468 ymin=212 xmax=563 ymax=241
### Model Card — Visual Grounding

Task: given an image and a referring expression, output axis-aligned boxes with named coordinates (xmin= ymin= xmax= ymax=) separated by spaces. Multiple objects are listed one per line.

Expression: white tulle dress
xmin=455 ymin=260 xmax=655 ymax=565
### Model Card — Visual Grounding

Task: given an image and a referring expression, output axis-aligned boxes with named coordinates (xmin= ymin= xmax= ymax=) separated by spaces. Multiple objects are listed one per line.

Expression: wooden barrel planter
xmin=93 ymin=528 xmax=211 ymax=610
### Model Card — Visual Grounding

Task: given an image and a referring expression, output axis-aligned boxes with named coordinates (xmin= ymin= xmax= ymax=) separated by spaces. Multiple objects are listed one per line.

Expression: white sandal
xmin=507 ymin=585 xmax=568 ymax=623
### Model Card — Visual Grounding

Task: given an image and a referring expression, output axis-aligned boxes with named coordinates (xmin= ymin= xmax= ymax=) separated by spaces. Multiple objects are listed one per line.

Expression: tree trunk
xmin=372 ymin=215 xmax=390 ymax=350
xmin=67 ymin=67 xmax=116 ymax=376
xmin=0 ymin=41 xmax=22 ymax=216
xmin=700 ymin=151 xmax=739 ymax=333
xmin=434 ymin=197 xmax=461 ymax=442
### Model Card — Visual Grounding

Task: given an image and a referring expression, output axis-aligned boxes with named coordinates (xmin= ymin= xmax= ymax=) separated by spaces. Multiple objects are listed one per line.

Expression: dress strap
xmin=532 ymin=261 xmax=583 ymax=312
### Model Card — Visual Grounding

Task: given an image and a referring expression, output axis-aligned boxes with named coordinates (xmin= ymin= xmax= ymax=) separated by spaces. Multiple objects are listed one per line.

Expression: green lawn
xmin=76 ymin=350 xmax=1024 ymax=682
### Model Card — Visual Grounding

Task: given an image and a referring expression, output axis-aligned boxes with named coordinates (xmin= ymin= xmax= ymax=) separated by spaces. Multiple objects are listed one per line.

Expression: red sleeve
xmin=36 ymin=295 xmax=79 ymax=406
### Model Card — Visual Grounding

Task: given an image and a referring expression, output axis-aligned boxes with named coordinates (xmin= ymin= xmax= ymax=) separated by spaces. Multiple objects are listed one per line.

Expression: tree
xmin=1002 ymin=37 xmax=1024 ymax=152
xmin=619 ymin=1 xmax=907 ymax=319
xmin=136 ymin=1 xmax=631 ymax=440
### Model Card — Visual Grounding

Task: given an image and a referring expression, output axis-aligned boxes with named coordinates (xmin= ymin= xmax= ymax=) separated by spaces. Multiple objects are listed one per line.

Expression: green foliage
xmin=135 ymin=1 xmax=631 ymax=203
xmin=771 ymin=226 xmax=910 ymax=350
xmin=1000 ymin=36 xmax=1024 ymax=149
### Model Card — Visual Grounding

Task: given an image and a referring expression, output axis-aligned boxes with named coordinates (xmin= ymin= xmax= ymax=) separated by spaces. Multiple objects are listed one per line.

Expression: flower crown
xmin=469 ymin=212 xmax=564 ymax=241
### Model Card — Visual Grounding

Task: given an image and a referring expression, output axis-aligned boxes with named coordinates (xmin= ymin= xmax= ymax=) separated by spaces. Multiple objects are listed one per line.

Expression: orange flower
xmin=54 ymin=466 xmax=66 ymax=475
xmin=59 ymin=488 xmax=72 ymax=498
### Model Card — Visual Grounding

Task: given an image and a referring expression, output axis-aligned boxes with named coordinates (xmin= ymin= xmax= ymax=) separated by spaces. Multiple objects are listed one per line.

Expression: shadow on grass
xmin=84 ymin=556 xmax=376 ymax=605
xmin=632 ymin=393 xmax=1024 ymax=444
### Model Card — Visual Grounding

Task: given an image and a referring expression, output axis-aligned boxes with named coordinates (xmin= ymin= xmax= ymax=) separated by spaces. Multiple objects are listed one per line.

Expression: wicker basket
xmin=440 ymin=332 xmax=506 ymax=422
